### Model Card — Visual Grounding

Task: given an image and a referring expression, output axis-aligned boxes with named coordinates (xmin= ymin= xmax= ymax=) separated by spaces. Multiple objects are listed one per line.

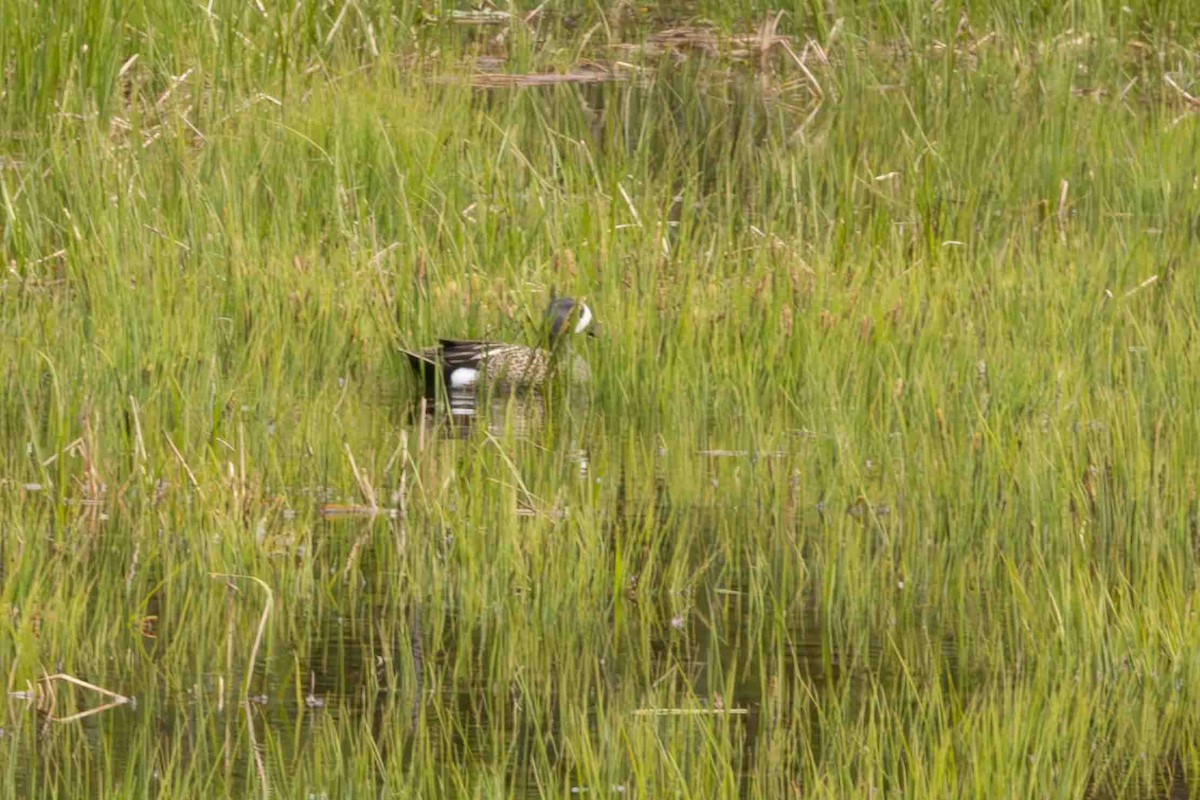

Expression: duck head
xmin=545 ymin=296 xmax=596 ymax=344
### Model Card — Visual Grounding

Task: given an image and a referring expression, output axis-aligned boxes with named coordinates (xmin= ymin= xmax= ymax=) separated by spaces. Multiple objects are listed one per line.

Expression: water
xmin=6 ymin=535 xmax=916 ymax=794
xmin=4 ymin=391 xmax=1191 ymax=799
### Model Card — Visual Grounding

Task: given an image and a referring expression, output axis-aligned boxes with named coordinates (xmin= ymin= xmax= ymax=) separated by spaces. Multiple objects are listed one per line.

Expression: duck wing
xmin=435 ymin=339 xmax=509 ymax=370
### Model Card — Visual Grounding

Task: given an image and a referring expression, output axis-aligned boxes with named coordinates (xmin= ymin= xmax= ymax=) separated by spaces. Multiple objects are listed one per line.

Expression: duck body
xmin=402 ymin=296 xmax=594 ymax=396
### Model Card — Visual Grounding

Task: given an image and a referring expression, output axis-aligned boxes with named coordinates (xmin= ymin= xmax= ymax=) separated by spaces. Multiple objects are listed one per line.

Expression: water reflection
xmin=413 ymin=384 xmax=594 ymax=445
xmin=408 ymin=386 xmax=591 ymax=486
xmin=443 ymin=387 xmax=550 ymax=439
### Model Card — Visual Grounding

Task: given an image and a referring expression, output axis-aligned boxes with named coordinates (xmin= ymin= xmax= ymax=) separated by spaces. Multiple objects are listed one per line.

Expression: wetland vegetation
xmin=2 ymin=0 xmax=1199 ymax=796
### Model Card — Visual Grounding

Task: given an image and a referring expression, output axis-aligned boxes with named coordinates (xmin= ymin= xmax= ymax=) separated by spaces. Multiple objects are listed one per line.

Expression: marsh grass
xmin=3 ymin=0 xmax=1200 ymax=797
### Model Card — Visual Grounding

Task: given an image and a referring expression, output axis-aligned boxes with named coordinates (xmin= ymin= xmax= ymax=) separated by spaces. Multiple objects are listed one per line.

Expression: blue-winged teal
xmin=402 ymin=296 xmax=596 ymax=394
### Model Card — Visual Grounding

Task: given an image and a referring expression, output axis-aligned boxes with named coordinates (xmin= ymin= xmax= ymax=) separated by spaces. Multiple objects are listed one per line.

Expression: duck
xmin=401 ymin=295 xmax=596 ymax=395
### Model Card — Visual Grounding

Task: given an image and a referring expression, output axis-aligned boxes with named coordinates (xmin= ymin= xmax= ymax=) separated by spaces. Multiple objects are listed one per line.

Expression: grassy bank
xmin=2 ymin=1 xmax=1199 ymax=797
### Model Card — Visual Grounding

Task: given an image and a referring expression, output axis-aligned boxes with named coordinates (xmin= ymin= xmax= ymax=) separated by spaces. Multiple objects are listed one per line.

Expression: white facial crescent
xmin=573 ymin=303 xmax=593 ymax=334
